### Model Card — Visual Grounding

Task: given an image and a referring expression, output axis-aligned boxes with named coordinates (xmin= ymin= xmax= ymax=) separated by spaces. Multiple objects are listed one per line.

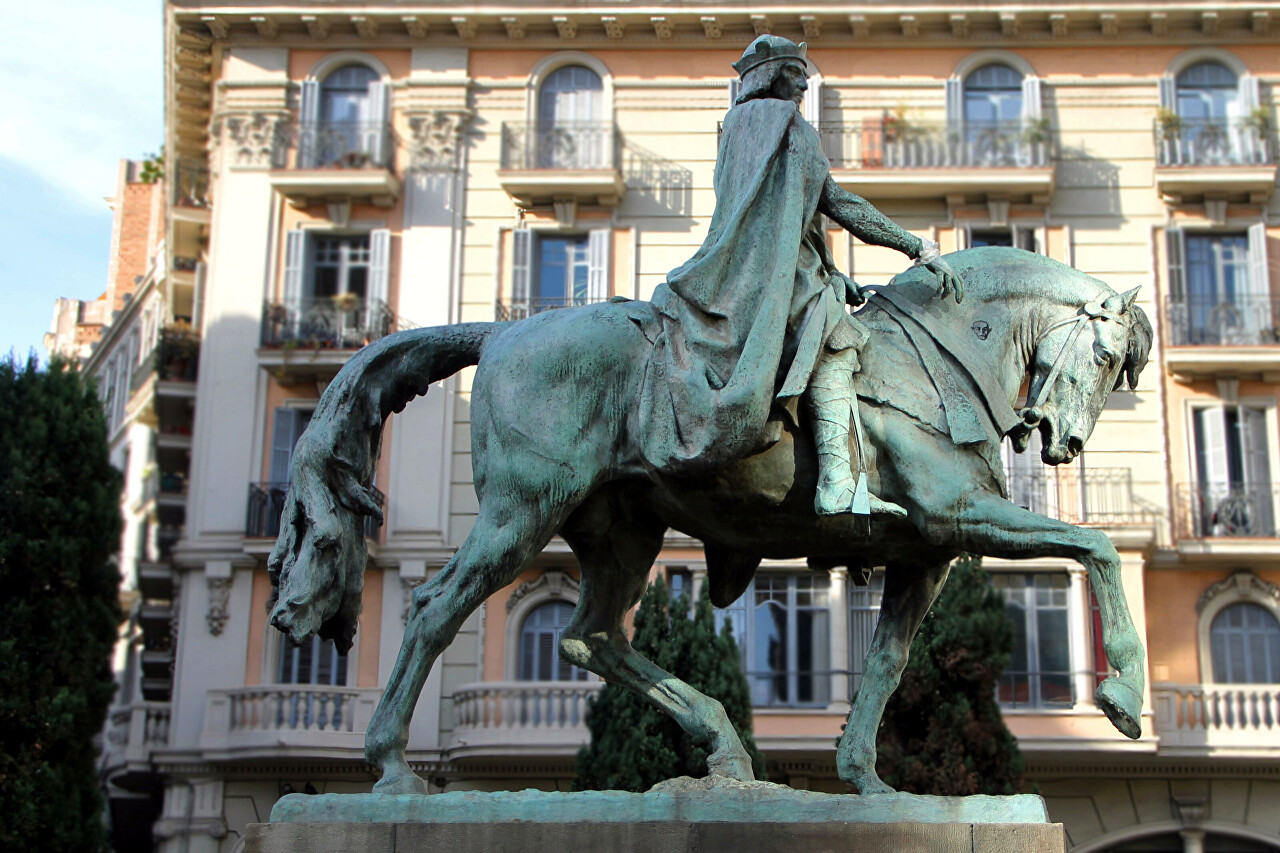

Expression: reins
xmin=1021 ymin=300 xmax=1126 ymax=421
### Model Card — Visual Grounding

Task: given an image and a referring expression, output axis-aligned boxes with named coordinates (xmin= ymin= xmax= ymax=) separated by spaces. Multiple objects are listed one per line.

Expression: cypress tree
xmin=0 ymin=357 xmax=123 ymax=851
xmin=874 ymin=554 xmax=1027 ymax=795
xmin=576 ymin=580 xmax=765 ymax=791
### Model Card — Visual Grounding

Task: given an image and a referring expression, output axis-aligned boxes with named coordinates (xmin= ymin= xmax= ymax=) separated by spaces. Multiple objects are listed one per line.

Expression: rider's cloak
xmin=638 ymin=96 xmax=854 ymax=474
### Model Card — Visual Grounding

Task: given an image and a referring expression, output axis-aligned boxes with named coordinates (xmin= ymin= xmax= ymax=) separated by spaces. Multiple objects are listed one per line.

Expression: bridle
xmin=1019 ymin=300 xmax=1129 ymax=423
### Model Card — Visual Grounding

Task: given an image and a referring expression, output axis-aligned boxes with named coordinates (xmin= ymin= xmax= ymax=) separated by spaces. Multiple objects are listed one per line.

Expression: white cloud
xmin=0 ymin=0 xmax=163 ymax=210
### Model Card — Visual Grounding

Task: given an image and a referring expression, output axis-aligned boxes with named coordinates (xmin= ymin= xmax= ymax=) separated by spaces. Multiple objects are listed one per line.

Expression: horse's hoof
xmin=1096 ymin=677 xmax=1143 ymax=740
xmin=706 ymin=749 xmax=755 ymax=782
xmin=373 ymin=768 xmax=429 ymax=795
xmin=846 ymin=773 xmax=895 ymax=795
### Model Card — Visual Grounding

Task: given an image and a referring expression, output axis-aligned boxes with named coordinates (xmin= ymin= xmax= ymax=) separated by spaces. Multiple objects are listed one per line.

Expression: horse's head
xmin=266 ymin=432 xmax=375 ymax=653
xmin=1017 ymin=287 xmax=1152 ymax=465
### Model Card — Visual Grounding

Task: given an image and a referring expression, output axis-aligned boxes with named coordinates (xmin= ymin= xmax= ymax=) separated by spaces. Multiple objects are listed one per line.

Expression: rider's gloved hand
xmin=830 ymin=270 xmax=866 ymax=308
xmin=926 ymin=257 xmax=964 ymax=304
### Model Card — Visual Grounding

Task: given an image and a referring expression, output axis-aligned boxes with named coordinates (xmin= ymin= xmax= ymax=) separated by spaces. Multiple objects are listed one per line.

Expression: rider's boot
xmin=807 ymin=348 xmax=906 ymax=518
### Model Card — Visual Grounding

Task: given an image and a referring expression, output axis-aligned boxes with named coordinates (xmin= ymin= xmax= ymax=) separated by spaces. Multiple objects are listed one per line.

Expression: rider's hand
xmin=831 ymin=270 xmax=866 ymax=307
xmin=926 ymin=257 xmax=964 ymax=304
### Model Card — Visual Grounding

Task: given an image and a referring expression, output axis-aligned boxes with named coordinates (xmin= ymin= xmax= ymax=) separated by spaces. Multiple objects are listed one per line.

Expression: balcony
xmin=200 ymin=686 xmax=380 ymax=759
xmin=171 ymin=157 xmax=210 ymax=222
xmin=1009 ymin=467 xmax=1161 ymax=528
xmin=495 ymin=294 xmax=612 ymax=322
xmin=1153 ymin=682 xmax=1280 ymax=755
xmin=819 ymin=119 xmax=1054 ymax=202
xmin=448 ymin=680 xmax=601 ymax=757
xmin=260 ymin=297 xmax=396 ymax=350
xmin=247 ymin=482 xmax=383 ymax=541
xmin=269 ymin=120 xmax=400 ymax=208
xmin=1175 ymin=483 xmax=1280 ymax=555
xmin=103 ymin=701 xmax=170 ymax=789
xmin=1163 ymin=295 xmax=1280 ymax=377
xmin=1154 ymin=119 xmax=1276 ymax=203
xmin=497 ymin=122 xmax=625 ymax=207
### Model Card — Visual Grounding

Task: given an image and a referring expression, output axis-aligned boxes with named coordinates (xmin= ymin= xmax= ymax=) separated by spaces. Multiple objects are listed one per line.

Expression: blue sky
xmin=0 ymin=0 xmax=162 ymax=363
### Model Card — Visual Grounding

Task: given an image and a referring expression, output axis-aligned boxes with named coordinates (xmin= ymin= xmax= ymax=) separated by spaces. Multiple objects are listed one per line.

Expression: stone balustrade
xmin=1153 ymin=682 xmax=1280 ymax=753
xmin=200 ymin=686 xmax=380 ymax=759
xmin=449 ymin=680 xmax=602 ymax=755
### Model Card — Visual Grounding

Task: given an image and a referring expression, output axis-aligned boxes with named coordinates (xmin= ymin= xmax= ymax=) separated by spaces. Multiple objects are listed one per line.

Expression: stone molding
xmin=1196 ymin=570 xmax=1280 ymax=615
xmin=506 ymin=568 xmax=580 ymax=613
xmin=406 ymin=110 xmax=472 ymax=172
xmin=212 ymin=111 xmax=290 ymax=170
xmin=206 ymin=576 xmax=233 ymax=635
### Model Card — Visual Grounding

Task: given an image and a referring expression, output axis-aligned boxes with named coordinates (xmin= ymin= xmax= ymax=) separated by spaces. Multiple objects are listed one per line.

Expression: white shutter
xmin=1239 ymin=74 xmax=1263 ymax=163
xmin=1021 ymin=76 xmax=1043 ymax=121
xmin=299 ymin=79 xmax=319 ymax=167
xmin=1243 ymin=407 xmax=1272 ymax=487
xmin=270 ymin=408 xmax=300 ymax=484
xmin=1240 ymin=74 xmax=1261 ymax=112
xmin=587 ymin=228 xmax=610 ymax=302
xmin=728 ymin=78 xmax=743 ymax=108
xmin=1157 ymin=75 xmax=1176 ymax=110
xmin=945 ymin=78 xmax=964 ymax=126
xmin=283 ymin=230 xmax=306 ymax=313
xmin=365 ymin=80 xmax=388 ymax=166
xmin=192 ymin=261 xmax=206 ymax=333
xmin=368 ymin=228 xmax=391 ymax=306
xmin=1167 ymin=228 xmax=1187 ymax=298
xmin=512 ymin=227 xmax=532 ymax=312
xmin=804 ymin=77 xmax=822 ymax=125
xmin=1248 ymin=222 xmax=1269 ymax=297
xmin=1196 ymin=407 xmax=1229 ymax=488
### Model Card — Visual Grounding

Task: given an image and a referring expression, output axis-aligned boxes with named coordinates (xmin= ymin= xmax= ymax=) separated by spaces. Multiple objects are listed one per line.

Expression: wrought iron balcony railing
xmin=1176 ymin=482 xmax=1278 ymax=539
xmin=284 ymin=120 xmax=395 ymax=170
xmin=495 ymin=294 xmax=611 ymax=322
xmin=247 ymin=482 xmax=384 ymax=539
xmin=1165 ymin=295 xmax=1280 ymax=346
xmin=815 ymin=119 xmax=1051 ymax=170
xmin=1007 ymin=467 xmax=1160 ymax=526
xmin=500 ymin=121 xmax=619 ymax=171
xmin=1155 ymin=119 xmax=1271 ymax=167
xmin=261 ymin=297 xmax=396 ymax=349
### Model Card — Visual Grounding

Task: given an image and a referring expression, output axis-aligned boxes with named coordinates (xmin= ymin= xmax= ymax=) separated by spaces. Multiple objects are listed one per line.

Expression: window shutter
xmin=365 ymin=80 xmax=389 ymax=166
xmin=1195 ymin=407 xmax=1229 ymax=488
xmin=1243 ymin=407 xmax=1272 ymax=488
xmin=1240 ymin=74 xmax=1261 ymax=112
xmin=1021 ymin=75 xmax=1043 ymax=122
xmin=283 ymin=230 xmax=306 ymax=332
xmin=1248 ymin=221 xmax=1269 ymax=298
xmin=193 ymin=261 xmax=207 ymax=333
xmin=728 ymin=78 xmax=742 ymax=108
xmin=1157 ymin=75 xmax=1176 ymax=110
xmin=804 ymin=77 xmax=822 ymax=125
xmin=368 ymin=228 xmax=391 ymax=306
xmin=299 ymin=79 xmax=319 ymax=167
xmin=512 ymin=227 xmax=532 ymax=311
xmin=945 ymin=78 xmax=964 ymax=127
xmin=270 ymin=407 xmax=300 ymax=484
xmin=1166 ymin=227 xmax=1187 ymax=299
xmin=587 ymin=228 xmax=609 ymax=302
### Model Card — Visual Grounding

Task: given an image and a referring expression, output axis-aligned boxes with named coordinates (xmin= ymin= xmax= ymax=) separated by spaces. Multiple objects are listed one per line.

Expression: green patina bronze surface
xmin=265 ymin=34 xmax=1154 ymax=809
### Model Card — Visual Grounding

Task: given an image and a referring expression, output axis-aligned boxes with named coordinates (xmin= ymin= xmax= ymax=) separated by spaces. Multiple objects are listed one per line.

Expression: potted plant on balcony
xmin=157 ymin=321 xmax=199 ymax=381
xmin=1155 ymin=107 xmax=1183 ymax=142
xmin=332 ymin=292 xmax=360 ymax=313
xmin=1022 ymin=116 xmax=1052 ymax=146
xmin=882 ymin=104 xmax=914 ymax=144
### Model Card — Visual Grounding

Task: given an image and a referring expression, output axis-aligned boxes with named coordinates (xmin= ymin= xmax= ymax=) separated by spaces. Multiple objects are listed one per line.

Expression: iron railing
xmin=172 ymin=158 xmax=210 ymax=209
xmin=1007 ymin=467 xmax=1161 ymax=526
xmin=1155 ymin=119 xmax=1271 ymax=167
xmin=1165 ymin=295 xmax=1280 ymax=346
xmin=247 ymin=482 xmax=384 ymax=539
xmin=288 ymin=120 xmax=395 ymax=170
xmin=494 ymin=294 xmax=611 ymax=322
xmin=813 ymin=119 xmax=1051 ymax=170
xmin=260 ymin=297 xmax=396 ymax=349
xmin=500 ymin=121 xmax=619 ymax=171
xmin=1175 ymin=482 xmax=1278 ymax=539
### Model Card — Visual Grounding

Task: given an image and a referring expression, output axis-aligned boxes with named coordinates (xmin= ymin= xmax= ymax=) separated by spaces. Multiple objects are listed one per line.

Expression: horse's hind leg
xmin=558 ymin=494 xmax=756 ymax=782
xmin=836 ymin=559 xmax=951 ymax=794
xmin=365 ymin=501 xmax=565 ymax=794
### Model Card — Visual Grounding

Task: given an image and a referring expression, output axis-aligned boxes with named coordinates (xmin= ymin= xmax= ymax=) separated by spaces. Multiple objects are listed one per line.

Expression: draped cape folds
xmin=637 ymin=97 xmax=856 ymax=474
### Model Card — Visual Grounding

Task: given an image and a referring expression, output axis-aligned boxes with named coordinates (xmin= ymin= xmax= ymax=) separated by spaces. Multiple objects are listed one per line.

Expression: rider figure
xmin=639 ymin=35 xmax=962 ymax=517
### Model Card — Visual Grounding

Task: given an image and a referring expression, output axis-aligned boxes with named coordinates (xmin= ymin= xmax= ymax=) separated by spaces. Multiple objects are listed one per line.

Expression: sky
xmin=0 ymin=0 xmax=163 ymax=363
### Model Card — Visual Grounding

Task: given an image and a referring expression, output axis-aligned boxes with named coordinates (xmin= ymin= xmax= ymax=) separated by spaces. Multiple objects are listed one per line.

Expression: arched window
xmin=518 ymin=601 xmax=588 ymax=681
xmin=278 ymin=634 xmax=349 ymax=686
xmin=963 ymin=64 xmax=1025 ymax=126
xmin=536 ymin=65 xmax=605 ymax=169
xmin=299 ymin=62 xmax=388 ymax=167
xmin=1176 ymin=61 xmax=1240 ymax=122
xmin=1211 ymin=602 xmax=1280 ymax=683
xmin=320 ymin=64 xmax=380 ymax=124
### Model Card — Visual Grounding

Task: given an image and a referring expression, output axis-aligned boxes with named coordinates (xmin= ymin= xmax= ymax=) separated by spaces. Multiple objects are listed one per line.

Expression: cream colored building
xmin=82 ymin=2 xmax=1280 ymax=850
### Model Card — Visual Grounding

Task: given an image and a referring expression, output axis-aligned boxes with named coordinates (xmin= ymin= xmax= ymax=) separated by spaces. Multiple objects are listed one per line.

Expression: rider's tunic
xmin=638 ymin=96 xmax=861 ymax=474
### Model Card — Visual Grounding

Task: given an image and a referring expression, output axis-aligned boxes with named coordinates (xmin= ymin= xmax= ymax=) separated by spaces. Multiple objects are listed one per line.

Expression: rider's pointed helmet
xmin=732 ymin=34 xmax=809 ymax=78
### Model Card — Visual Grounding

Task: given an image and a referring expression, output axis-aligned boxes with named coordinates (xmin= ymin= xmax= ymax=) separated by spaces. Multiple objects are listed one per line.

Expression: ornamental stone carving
xmin=407 ymin=111 xmax=470 ymax=172
xmin=215 ymin=112 xmax=288 ymax=169
xmin=506 ymin=568 xmax=580 ymax=612
xmin=206 ymin=576 xmax=232 ymax=635
xmin=1197 ymin=570 xmax=1280 ymax=614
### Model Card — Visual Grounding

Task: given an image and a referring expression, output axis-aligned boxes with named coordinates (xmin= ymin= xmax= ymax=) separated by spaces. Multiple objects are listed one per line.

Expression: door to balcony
xmin=1185 ymin=405 xmax=1276 ymax=538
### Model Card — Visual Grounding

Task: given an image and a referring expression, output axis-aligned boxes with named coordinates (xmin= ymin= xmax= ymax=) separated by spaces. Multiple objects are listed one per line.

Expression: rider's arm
xmin=818 ymin=177 xmax=924 ymax=259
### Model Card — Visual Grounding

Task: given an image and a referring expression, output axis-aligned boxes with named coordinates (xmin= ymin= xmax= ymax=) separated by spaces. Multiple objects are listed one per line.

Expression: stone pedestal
xmin=247 ymin=781 xmax=1065 ymax=852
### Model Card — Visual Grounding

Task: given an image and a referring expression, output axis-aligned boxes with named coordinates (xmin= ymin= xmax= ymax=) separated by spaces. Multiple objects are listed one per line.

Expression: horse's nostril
xmin=1068 ymin=436 xmax=1084 ymax=455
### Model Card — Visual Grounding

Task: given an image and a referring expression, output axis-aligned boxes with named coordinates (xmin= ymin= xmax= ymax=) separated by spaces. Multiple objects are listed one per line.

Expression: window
xmin=537 ymin=65 xmax=605 ymax=169
xmin=312 ymin=235 xmax=370 ymax=299
xmin=298 ymin=63 xmax=388 ymax=167
xmin=1211 ymin=603 xmax=1280 ymax=683
xmin=1160 ymin=56 xmax=1262 ymax=166
xmin=849 ymin=572 xmax=884 ymax=695
xmin=1166 ymin=226 xmax=1270 ymax=345
xmin=968 ymin=227 xmax=1038 ymax=252
xmin=963 ymin=64 xmax=1024 ymax=126
xmin=992 ymin=573 xmax=1073 ymax=708
xmin=278 ymin=634 xmax=348 ymax=686
xmin=717 ymin=573 xmax=830 ymax=708
xmin=518 ymin=601 xmax=588 ymax=681
xmin=1191 ymin=405 xmax=1274 ymax=536
xmin=508 ymin=228 xmax=610 ymax=318
xmin=276 ymin=229 xmax=392 ymax=347
xmin=270 ymin=407 xmax=314 ymax=485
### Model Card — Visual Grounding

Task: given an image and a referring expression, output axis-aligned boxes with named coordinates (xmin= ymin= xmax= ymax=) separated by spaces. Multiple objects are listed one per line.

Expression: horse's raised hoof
xmin=373 ymin=765 xmax=429 ymax=796
xmin=1096 ymin=677 xmax=1143 ymax=740
xmin=706 ymin=747 xmax=755 ymax=782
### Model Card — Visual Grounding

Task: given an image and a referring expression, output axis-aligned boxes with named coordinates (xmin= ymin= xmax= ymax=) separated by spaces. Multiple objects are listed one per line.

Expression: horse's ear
xmin=1102 ymin=287 xmax=1141 ymax=314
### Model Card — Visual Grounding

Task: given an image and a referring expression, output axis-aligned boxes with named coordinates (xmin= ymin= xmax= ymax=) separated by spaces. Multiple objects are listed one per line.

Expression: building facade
xmin=75 ymin=2 xmax=1280 ymax=850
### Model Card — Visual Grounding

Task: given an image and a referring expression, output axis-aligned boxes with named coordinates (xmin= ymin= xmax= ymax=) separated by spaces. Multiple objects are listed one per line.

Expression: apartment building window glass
xmin=1192 ymin=405 xmax=1274 ymax=536
xmin=278 ymin=635 xmax=348 ymax=685
xmin=992 ymin=573 xmax=1073 ymax=707
xmin=297 ymin=63 xmax=388 ymax=168
xmin=509 ymin=229 xmax=609 ymax=318
xmin=1167 ymin=225 xmax=1270 ymax=345
xmin=537 ymin=65 xmax=604 ymax=169
xmin=849 ymin=572 xmax=884 ymax=693
xmin=312 ymin=235 xmax=371 ymax=299
xmin=717 ymin=573 xmax=831 ymax=708
xmin=518 ymin=600 xmax=588 ymax=681
xmin=1211 ymin=603 xmax=1280 ymax=683
xmin=963 ymin=64 xmax=1024 ymax=125
xmin=1176 ymin=61 xmax=1240 ymax=123
xmin=321 ymin=65 xmax=379 ymax=125
xmin=270 ymin=407 xmax=314 ymax=484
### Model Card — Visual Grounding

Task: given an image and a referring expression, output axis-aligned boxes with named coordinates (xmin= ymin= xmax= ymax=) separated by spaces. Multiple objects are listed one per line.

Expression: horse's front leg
xmin=836 ymin=559 xmax=951 ymax=793
xmin=957 ymin=491 xmax=1144 ymax=739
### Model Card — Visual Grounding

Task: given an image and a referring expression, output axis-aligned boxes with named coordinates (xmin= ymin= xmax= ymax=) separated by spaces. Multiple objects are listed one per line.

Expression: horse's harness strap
xmin=1024 ymin=301 xmax=1123 ymax=414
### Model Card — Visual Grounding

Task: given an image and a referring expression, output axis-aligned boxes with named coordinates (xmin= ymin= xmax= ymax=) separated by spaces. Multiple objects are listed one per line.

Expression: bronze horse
xmin=268 ymin=247 xmax=1153 ymax=795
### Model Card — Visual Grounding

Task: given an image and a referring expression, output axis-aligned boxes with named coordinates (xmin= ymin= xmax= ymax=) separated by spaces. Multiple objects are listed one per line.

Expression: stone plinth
xmin=248 ymin=779 xmax=1065 ymax=852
